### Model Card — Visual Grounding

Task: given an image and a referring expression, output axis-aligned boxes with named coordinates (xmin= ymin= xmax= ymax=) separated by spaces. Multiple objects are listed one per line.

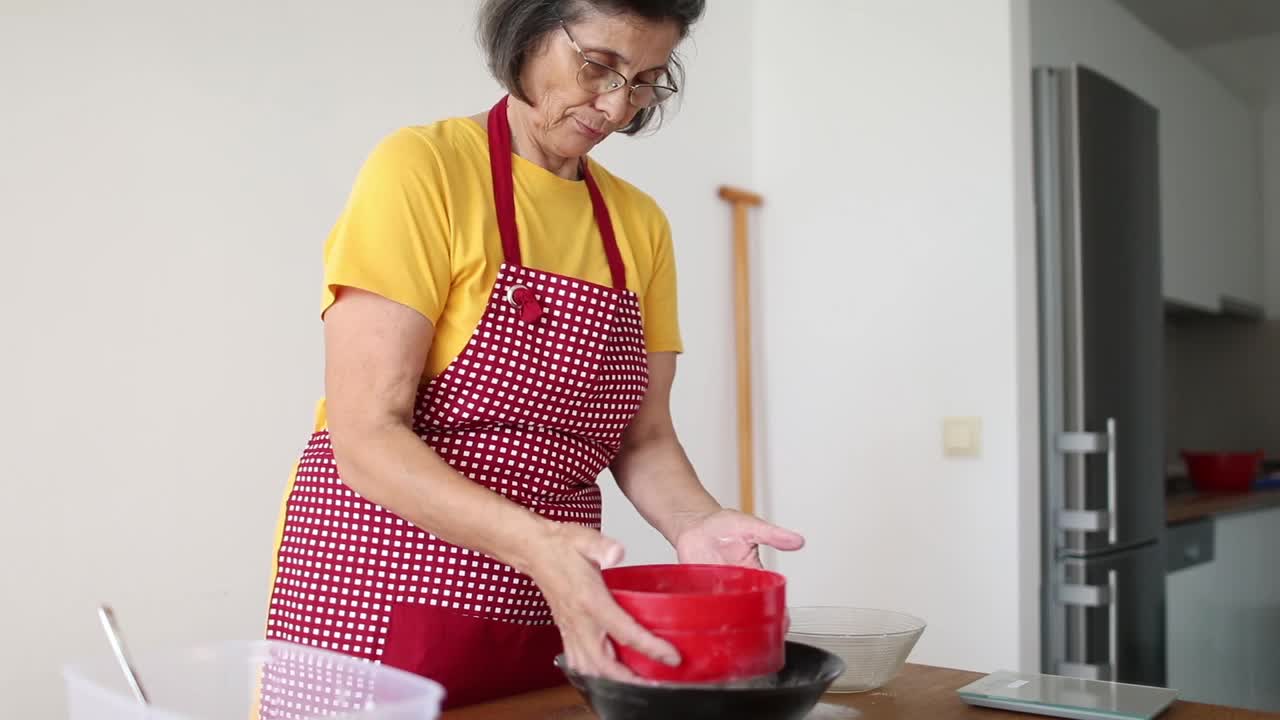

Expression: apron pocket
xmin=382 ymin=602 xmax=564 ymax=709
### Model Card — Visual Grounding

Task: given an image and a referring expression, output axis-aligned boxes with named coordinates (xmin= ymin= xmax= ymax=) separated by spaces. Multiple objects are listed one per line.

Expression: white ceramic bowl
xmin=785 ymin=607 xmax=926 ymax=693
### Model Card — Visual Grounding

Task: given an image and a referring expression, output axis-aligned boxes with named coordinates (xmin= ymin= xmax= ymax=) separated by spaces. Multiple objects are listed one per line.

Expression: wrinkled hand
xmin=674 ymin=509 xmax=805 ymax=568
xmin=527 ymin=522 xmax=680 ymax=681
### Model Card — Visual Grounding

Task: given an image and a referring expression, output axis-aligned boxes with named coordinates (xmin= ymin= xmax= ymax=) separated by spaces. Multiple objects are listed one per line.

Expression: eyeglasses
xmin=560 ymin=21 xmax=677 ymax=109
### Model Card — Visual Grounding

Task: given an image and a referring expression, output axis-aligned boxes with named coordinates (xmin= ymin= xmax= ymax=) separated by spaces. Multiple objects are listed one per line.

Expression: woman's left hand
xmin=674 ymin=509 xmax=805 ymax=568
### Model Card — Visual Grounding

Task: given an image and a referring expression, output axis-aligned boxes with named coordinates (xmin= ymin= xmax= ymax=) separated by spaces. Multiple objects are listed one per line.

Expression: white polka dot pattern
xmin=266 ymin=264 xmax=649 ymax=663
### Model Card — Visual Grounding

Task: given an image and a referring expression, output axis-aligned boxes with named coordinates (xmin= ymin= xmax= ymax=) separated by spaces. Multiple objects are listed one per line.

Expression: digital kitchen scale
xmin=957 ymin=671 xmax=1178 ymax=720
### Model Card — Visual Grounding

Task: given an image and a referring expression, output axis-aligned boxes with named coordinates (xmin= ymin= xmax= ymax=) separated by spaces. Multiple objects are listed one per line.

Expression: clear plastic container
xmin=785 ymin=607 xmax=926 ymax=693
xmin=64 ymin=640 xmax=445 ymax=720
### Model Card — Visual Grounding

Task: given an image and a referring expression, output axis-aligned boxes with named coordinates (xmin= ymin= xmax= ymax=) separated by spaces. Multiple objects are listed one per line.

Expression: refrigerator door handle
xmin=1106 ymin=419 xmax=1118 ymax=545
xmin=1058 ymin=662 xmax=1111 ymax=682
xmin=1108 ymin=569 xmax=1119 ymax=680
xmin=1058 ymin=582 xmax=1112 ymax=606
xmin=1055 ymin=417 xmax=1119 ymax=544
xmin=1057 ymin=431 xmax=1109 ymax=453
xmin=1057 ymin=570 xmax=1119 ymax=681
xmin=1058 ymin=509 xmax=1113 ymax=532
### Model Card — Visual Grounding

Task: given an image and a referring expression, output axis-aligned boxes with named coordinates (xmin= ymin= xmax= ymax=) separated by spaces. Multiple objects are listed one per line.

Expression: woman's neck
xmin=505 ymin=103 xmax=580 ymax=181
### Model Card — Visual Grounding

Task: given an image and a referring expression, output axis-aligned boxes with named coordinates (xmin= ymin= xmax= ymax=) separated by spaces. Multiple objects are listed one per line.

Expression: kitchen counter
xmin=442 ymin=663 xmax=1273 ymax=719
xmin=1166 ymin=486 xmax=1280 ymax=526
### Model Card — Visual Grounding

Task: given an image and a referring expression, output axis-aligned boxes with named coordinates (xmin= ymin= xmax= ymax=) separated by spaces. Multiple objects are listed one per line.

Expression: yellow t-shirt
xmin=313 ymin=118 xmax=683 ymax=430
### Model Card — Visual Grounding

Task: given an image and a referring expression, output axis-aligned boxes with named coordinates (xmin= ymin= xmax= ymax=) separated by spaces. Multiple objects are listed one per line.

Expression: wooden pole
xmin=717 ymin=186 xmax=763 ymax=516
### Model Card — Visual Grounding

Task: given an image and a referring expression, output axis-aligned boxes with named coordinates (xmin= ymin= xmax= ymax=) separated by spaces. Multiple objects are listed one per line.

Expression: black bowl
xmin=555 ymin=641 xmax=845 ymax=720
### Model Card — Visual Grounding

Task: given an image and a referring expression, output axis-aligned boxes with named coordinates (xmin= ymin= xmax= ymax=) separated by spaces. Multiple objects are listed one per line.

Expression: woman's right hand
xmin=525 ymin=521 xmax=680 ymax=681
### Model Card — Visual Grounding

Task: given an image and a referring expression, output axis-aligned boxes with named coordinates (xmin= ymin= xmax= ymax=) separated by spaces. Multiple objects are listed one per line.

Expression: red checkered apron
xmin=265 ymin=95 xmax=650 ymax=710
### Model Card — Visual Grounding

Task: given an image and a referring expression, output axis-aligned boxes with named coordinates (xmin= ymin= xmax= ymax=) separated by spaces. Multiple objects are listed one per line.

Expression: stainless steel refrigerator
xmin=1034 ymin=65 xmax=1167 ymax=687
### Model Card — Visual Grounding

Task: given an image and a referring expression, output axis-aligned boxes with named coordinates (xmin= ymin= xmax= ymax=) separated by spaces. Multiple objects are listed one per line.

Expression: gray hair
xmin=477 ymin=0 xmax=705 ymax=135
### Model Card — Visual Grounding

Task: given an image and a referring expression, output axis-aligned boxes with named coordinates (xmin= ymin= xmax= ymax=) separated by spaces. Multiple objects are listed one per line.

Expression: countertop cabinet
xmin=1160 ymin=78 xmax=1264 ymax=315
xmin=1166 ymin=506 xmax=1280 ymax=711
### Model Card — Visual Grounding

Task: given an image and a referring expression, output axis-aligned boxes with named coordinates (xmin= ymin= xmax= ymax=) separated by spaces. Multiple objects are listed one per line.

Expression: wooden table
xmin=443 ymin=663 xmax=1275 ymax=719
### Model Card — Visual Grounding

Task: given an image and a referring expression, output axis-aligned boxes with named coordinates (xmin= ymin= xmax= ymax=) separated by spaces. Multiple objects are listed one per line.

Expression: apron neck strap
xmin=487 ymin=95 xmax=628 ymax=291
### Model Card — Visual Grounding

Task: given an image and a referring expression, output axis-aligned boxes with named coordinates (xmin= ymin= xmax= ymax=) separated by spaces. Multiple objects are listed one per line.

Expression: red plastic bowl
xmin=1182 ymin=451 xmax=1262 ymax=493
xmin=602 ymin=563 xmax=787 ymax=684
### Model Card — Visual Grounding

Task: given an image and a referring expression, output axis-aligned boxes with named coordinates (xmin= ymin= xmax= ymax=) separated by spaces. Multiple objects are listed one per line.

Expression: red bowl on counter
xmin=1182 ymin=451 xmax=1263 ymax=493
xmin=601 ymin=563 xmax=787 ymax=684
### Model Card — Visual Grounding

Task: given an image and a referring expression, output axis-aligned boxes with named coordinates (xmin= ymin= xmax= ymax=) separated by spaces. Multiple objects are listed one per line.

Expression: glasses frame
xmin=559 ymin=20 xmax=678 ymax=109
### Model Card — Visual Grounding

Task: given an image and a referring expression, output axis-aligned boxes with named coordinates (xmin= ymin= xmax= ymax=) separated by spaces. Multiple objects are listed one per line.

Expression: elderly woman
xmin=264 ymin=0 xmax=803 ymax=708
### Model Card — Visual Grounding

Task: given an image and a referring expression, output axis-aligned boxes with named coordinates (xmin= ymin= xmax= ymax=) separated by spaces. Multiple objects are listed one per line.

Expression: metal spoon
xmin=97 ymin=604 xmax=150 ymax=705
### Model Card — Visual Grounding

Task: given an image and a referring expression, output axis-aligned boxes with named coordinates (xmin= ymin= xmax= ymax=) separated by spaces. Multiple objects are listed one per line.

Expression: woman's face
xmin=517 ymin=10 xmax=681 ymax=158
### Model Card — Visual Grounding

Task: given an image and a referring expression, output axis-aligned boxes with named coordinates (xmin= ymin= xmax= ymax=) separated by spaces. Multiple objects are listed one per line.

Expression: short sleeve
xmin=643 ymin=211 xmax=684 ymax=353
xmin=321 ymin=127 xmax=452 ymax=323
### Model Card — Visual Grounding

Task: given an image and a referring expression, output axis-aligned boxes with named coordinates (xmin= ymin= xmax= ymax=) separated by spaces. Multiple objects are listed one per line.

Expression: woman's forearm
xmin=610 ymin=429 xmax=721 ymax=546
xmin=329 ymin=418 xmax=552 ymax=575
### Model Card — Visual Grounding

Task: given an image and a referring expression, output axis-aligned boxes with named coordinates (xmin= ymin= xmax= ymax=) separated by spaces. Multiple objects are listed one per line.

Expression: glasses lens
xmin=577 ymin=61 xmax=626 ymax=94
xmin=630 ymin=84 xmax=676 ymax=108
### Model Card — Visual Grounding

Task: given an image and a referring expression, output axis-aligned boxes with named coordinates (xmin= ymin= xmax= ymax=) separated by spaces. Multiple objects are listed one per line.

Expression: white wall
xmin=0 ymin=1 xmax=750 ymax=716
xmin=752 ymin=0 xmax=1040 ymax=674
xmin=1030 ymin=0 xmax=1263 ymax=312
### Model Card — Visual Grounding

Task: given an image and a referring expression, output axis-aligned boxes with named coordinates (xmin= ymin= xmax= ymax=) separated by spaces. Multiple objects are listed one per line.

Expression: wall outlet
xmin=943 ymin=417 xmax=982 ymax=457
